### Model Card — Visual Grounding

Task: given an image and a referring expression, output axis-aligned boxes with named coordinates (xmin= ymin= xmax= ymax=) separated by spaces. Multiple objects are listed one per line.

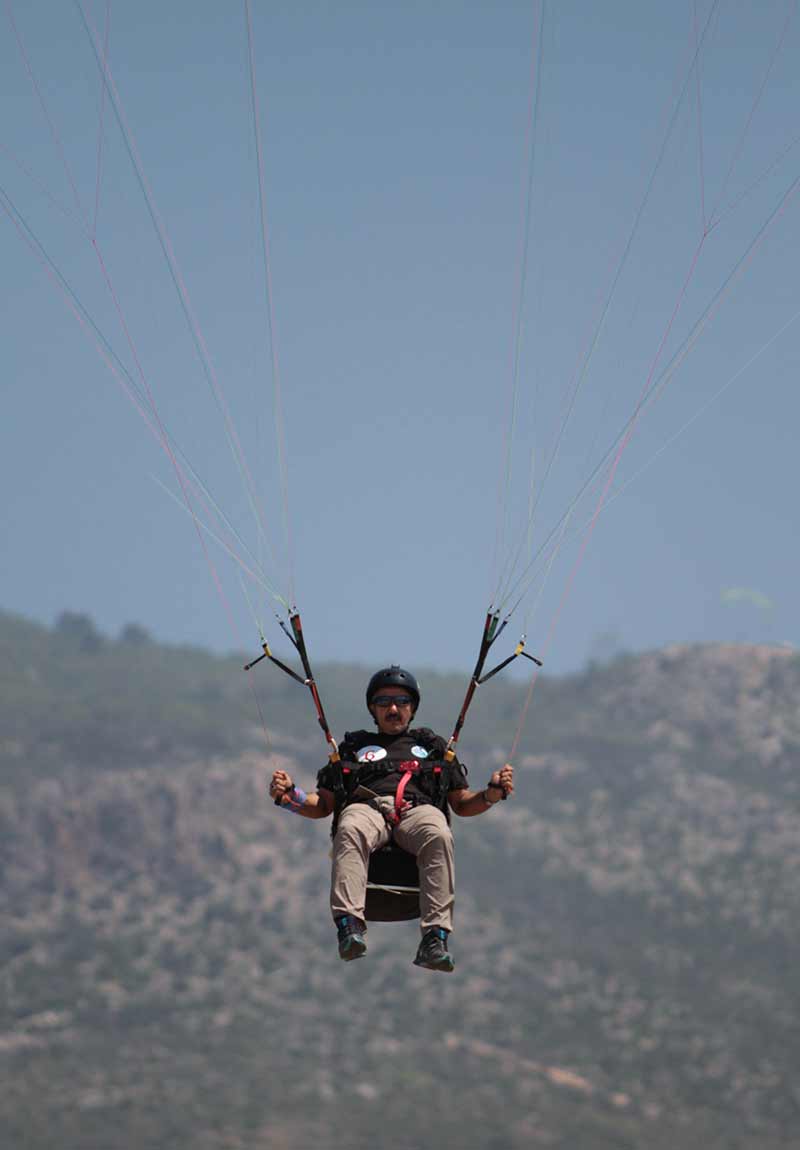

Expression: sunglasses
xmin=372 ymin=695 xmax=415 ymax=708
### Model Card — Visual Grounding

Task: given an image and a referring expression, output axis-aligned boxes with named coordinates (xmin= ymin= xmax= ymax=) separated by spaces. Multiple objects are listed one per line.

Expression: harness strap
xmin=392 ymin=759 xmax=421 ymax=824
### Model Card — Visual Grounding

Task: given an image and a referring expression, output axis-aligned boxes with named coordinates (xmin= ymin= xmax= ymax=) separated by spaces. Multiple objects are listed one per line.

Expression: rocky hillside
xmin=2 ymin=613 xmax=799 ymax=1150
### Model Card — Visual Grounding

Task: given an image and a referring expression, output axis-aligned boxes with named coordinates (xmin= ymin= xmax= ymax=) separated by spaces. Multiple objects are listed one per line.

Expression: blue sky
xmin=2 ymin=0 xmax=798 ymax=683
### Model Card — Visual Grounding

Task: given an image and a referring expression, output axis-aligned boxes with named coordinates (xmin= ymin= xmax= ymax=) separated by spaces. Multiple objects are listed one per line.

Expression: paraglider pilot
xmin=269 ymin=665 xmax=514 ymax=972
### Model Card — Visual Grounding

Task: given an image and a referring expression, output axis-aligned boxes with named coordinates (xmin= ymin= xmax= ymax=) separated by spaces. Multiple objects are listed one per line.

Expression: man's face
xmin=369 ymin=686 xmax=416 ymax=735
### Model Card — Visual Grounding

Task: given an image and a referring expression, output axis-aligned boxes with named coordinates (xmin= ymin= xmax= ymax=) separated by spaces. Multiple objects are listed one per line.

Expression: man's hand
xmin=269 ymin=769 xmax=294 ymax=804
xmin=486 ymin=763 xmax=514 ymax=802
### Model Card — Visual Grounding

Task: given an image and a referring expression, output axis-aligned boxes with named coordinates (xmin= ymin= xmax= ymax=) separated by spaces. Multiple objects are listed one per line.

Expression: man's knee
xmin=409 ymin=814 xmax=454 ymax=855
xmin=334 ymin=820 xmax=366 ymax=851
xmin=335 ymin=808 xmax=382 ymax=852
xmin=426 ymin=824 xmax=454 ymax=852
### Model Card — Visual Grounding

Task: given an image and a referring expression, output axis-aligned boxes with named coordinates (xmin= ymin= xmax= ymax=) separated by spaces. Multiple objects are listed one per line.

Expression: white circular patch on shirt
xmin=357 ymin=745 xmax=388 ymax=763
xmin=410 ymin=745 xmax=430 ymax=759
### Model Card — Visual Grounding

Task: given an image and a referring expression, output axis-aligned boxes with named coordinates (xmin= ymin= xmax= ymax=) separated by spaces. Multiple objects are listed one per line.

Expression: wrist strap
xmin=278 ymin=785 xmax=307 ymax=813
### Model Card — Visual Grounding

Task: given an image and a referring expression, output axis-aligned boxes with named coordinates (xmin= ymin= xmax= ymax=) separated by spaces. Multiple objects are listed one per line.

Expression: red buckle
xmin=394 ymin=760 xmax=421 ymax=822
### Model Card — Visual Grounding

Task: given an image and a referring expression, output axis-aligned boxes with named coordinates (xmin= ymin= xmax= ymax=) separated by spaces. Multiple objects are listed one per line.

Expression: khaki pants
xmin=331 ymin=799 xmax=455 ymax=933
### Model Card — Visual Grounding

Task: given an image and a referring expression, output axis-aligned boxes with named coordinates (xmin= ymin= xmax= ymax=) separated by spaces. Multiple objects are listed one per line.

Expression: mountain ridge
xmin=2 ymin=610 xmax=799 ymax=1149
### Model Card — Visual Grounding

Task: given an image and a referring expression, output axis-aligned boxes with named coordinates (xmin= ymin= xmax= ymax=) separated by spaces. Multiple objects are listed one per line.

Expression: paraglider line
xmin=508 ymin=153 xmax=800 ymax=754
xmin=509 ymin=231 xmax=708 ymax=761
xmin=494 ymin=0 xmax=721 ymax=613
xmin=709 ymin=129 xmax=800 ymax=235
xmin=605 ymin=304 xmax=800 ymax=511
xmin=245 ymin=0 xmax=296 ymax=609
xmin=497 ymin=160 xmax=800 ymax=619
xmin=693 ymin=0 xmax=707 ymax=233
xmin=92 ymin=0 xmax=112 ymax=239
xmin=1 ymin=183 xmax=287 ymax=613
xmin=77 ymin=0 xmax=288 ymax=601
xmin=7 ymin=0 xmax=88 ymax=228
xmin=707 ymin=0 xmax=797 ymax=231
xmin=492 ymin=0 xmax=545 ymax=604
xmin=0 ymin=141 xmax=80 ymax=228
xmin=154 ymin=477 xmax=283 ymax=600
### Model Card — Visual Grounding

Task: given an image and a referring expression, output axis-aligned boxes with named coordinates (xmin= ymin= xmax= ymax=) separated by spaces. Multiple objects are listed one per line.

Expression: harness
xmin=330 ymin=728 xmax=451 ymax=836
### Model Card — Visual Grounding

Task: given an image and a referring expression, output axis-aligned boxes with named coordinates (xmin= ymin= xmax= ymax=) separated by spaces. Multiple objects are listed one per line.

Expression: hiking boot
xmin=413 ymin=927 xmax=454 ymax=973
xmin=336 ymin=915 xmax=367 ymax=961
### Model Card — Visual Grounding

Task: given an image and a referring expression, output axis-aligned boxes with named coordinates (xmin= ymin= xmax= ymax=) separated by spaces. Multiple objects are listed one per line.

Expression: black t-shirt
xmin=317 ymin=728 xmax=468 ymax=808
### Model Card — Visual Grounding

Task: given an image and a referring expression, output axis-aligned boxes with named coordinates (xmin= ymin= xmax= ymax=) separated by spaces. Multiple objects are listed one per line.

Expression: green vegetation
xmin=0 ymin=608 xmax=574 ymax=782
xmin=2 ymin=609 xmax=800 ymax=1150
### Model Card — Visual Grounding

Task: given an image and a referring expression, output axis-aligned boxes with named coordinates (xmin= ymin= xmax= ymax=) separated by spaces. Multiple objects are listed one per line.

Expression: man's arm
xmin=269 ymin=769 xmax=334 ymax=819
xmin=448 ymin=763 xmax=514 ymax=818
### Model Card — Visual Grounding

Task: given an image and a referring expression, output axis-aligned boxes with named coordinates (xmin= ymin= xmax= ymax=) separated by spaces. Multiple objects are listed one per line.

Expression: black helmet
xmin=366 ymin=665 xmax=421 ymax=712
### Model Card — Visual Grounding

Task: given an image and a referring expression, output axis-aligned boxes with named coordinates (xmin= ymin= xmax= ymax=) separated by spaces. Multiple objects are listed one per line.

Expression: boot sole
xmin=339 ymin=939 xmax=367 ymax=962
xmin=413 ymin=955 xmax=454 ymax=973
